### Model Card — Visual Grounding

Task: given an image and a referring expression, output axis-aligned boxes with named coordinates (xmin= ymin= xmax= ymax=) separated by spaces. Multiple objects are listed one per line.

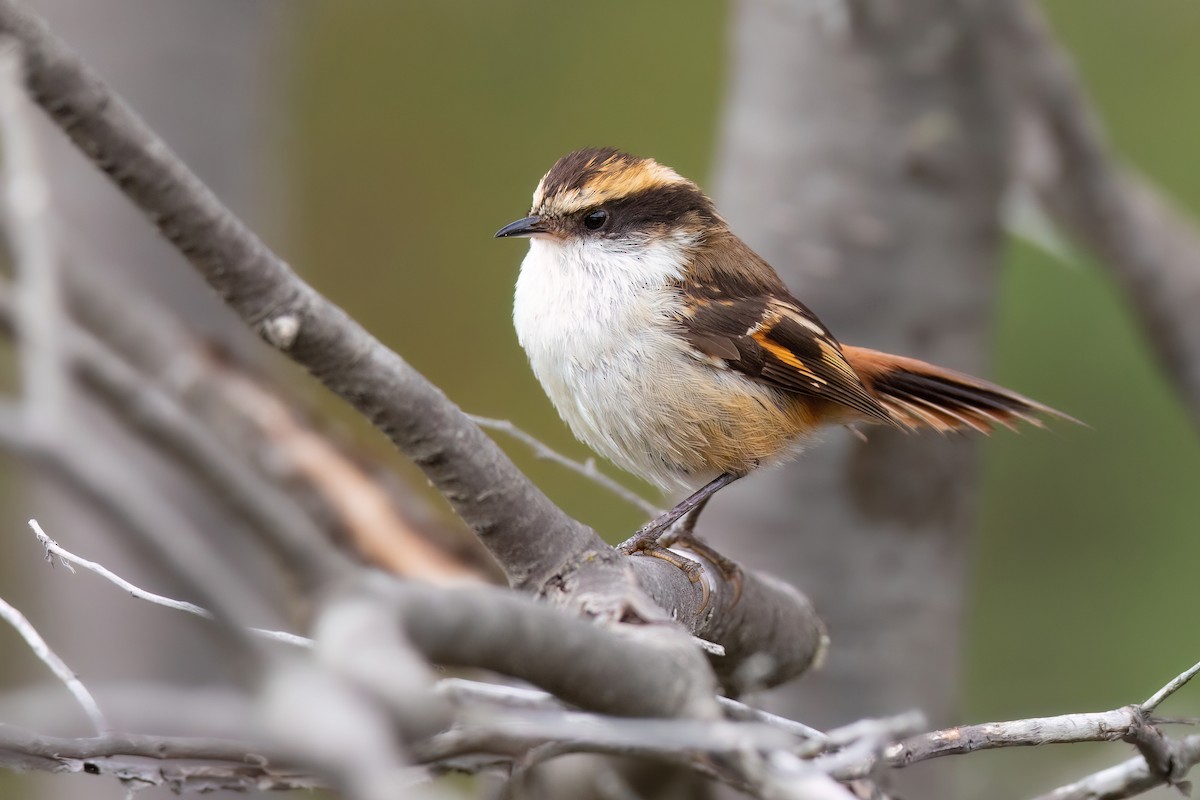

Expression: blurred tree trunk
xmin=709 ymin=0 xmax=1010 ymax=790
xmin=11 ymin=2 xmax=292 ymax=798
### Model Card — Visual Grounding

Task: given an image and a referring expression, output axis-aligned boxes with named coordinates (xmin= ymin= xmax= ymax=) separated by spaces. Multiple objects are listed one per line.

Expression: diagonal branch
xmin=468 ymin=414 xmax=660 ymax=518
xmin=1001 ymin=0 xmax=1200 ymax=430
xmin=27 ymin=518 xmax=313 ymax=648
xmin=0 ymin=595 xmax=107 ymax=734
xmin=0 ymin=0 xmax=595 ymax=592
xmin=1144 ymin=659 xmax=1200 ymax=713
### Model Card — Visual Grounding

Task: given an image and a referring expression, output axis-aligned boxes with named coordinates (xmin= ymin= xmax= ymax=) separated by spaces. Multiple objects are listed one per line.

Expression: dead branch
xmin=28 ymin=519 xmax=313 ymax=648
xmin=0 ymin=595 xmax=107 ymax=734
xmin=0 ymin=724 xmax=322 ymax=794
xmin=7 ymin=533 xmax=1200 ymax=800
xmin=1001 ymin=0 xmax=1200 ymax=430
xmin=1034 ymin=735 xmax=1200 ymax=800
xmin=468 ymin=414 xmax=660 ymax=518
xmin=0 ymin=0 xmax=596 ymax=591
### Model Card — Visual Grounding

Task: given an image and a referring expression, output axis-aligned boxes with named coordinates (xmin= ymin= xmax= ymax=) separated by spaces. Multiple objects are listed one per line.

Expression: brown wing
xmin=677 ymin=293 xmax=892 ymax=424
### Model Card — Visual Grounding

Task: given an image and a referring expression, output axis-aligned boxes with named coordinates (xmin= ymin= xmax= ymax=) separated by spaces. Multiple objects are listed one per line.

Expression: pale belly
xmin=512 ymin=237 xmax=814 ymax=490
xmin=518 ymin=304 xmax=812 ymax=490
xmin=540 ymin=342 xmax=812 ymax=490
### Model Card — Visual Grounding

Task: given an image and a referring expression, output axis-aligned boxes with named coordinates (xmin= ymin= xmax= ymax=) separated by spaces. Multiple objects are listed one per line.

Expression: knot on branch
xmin=1126 ymin=705 xmax=1194 ymax=794
xmin=261 ymin=313 xmax=301 ymax=350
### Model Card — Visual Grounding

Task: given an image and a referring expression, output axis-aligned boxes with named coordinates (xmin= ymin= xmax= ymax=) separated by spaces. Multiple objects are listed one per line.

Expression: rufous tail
xmin=842 ymin=345 xmax=1079 ymax=434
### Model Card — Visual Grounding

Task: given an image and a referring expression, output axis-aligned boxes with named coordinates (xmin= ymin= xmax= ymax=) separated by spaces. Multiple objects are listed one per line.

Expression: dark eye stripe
xmin=603 ymin=184 xmax=718 ymax=234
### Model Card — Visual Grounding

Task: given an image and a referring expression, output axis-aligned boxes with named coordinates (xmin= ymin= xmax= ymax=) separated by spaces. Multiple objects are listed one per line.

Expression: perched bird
xmin=496 ymin=148 xmax=1073 ymax=552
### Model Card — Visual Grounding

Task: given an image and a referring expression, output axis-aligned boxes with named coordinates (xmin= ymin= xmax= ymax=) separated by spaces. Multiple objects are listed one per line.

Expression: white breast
xmin=512 ymin=234 xmax=708 ymax=490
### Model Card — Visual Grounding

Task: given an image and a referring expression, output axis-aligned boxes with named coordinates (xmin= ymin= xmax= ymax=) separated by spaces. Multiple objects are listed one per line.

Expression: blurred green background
xmin=283 ymin=1 xmax=1200 ymax=794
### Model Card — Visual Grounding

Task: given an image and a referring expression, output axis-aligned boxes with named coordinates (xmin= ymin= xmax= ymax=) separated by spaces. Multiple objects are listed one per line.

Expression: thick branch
xmin=0 ymin=725 xmax=320 ymax=793
xmin=1035 ymin=735 xmax=1200 ymax=800
xmin=831 ymin=700 xmax=1200 ymax=794
xmin=350 ymin=578 xmax=721 ymax=720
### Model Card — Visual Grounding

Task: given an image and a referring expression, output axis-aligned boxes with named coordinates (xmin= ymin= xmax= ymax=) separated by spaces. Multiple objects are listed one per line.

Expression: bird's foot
xmin=619 ymin=539 xmax=711 ymax=612
xmin=659 ymin=527 xmax=744 ymax=606
xmin=616 ymin=472 xmax=742 ymax=554
xmin=616 ymin=513 xmax=676 ymax=555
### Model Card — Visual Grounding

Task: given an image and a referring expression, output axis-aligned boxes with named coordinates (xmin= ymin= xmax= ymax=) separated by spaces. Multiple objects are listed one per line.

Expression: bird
xmin=496 ymin=147 xmax=1074 ymax=555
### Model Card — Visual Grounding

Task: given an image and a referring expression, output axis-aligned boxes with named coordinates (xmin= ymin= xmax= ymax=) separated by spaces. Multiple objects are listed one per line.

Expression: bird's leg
xmin=673 ymin=493 xmax=715 ymax=536
xmin=617 ymin=472 xmax=741 ymax=555
xmin=659 ymin=494 xmax=744 ymax=605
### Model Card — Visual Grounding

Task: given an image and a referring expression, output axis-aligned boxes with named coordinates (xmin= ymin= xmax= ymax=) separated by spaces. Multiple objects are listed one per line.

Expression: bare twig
xmin=872 ymin=707 xmax=1163 ymax=775
xmin=0 ymin=595 xmax=107 ymax=733
xmin=0 ymin=723 xmax=321 ymax=793
xmin=717 ymin=696 xmax=827 ymax=742
xmin=1033 ymin=735 xmax=1200 ymax=800
xmin=438 ymin=677 xmax=825 ymax=741
xmin=1143 ymin=658 xmax=1200 ymax=713
xmin=468 ymin=414 xmax=660 ymax=517
xmin=27 ymin=518 xmax=313 ymax=648
xmin=0 ymin=404 xmax=276 ymax=642
xmin=414 ymin=709 xmax=794 ymax=764
xmin=754 ymin=751 xmax=861 ymax=800
xmin=799 ymin=711 xmax=927 ymax=760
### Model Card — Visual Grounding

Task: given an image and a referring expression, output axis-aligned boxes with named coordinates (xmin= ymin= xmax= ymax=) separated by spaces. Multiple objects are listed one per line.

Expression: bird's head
xmin=494 ymin=148 xmax=722 ymax=248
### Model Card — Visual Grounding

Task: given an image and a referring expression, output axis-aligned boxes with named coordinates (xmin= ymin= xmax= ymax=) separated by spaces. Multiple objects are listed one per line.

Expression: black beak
xmin=494 ymin=215 xmax=546 ymax=239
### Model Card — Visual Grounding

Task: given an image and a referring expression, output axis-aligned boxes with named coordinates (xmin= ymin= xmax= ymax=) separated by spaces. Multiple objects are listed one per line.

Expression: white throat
xmin=513 ymin=233 xmax=693 ymax=364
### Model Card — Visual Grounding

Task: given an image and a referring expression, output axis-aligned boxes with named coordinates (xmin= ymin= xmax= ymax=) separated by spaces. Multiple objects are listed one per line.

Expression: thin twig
xmin=717 ymin=696 xmax=827 ymax=741
xmin=1143 ymin=659 xmax=1200 ymax=713
xmin=0 ymin=723 xmax=320 ymax=793
xmin=0 ymin=594 xmax=107 ymax=733
xmin=414 ymin=708 xmax=795 ymax=764
xmin=798 ymin=711 xmax=926 ymax=759
xmin=692 ymin=636 xmax=726 ymax=657
xmin=1033 ymin=734 xmax=1200 ymax=800
xmin=27 ymin=518 xmax=312 ymax=648
xmin=439 ymin=676 xmax=826 ymax=742
xmin=468 ymin=414 xmax=660 ymax=517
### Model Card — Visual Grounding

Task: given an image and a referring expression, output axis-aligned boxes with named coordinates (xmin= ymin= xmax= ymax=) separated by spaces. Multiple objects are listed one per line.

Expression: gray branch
xmin=0 ymin=724 xmax=321 ymax=794
xmin=0 ymin=0 xmax=594 ymax=592
xmin=1001 ymin=0 xmax=1200 ymax=430
xmin=1034 ymin=735 xmax=1200 ymax=800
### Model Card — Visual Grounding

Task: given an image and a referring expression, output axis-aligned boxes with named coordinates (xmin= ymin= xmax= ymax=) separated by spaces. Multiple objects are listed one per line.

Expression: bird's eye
xmin=583 ymin=209 xmax=609 ymax=231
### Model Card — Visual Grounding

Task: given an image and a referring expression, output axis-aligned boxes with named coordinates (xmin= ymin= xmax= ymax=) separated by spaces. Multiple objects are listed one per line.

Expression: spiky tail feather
xmin=842 ymin=345 xmax=1079 ymax=434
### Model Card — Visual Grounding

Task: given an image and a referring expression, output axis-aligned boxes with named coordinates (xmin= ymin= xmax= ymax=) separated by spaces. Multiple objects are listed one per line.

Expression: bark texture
xmin=710 ymin=0 xmax=1010 ymax=734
